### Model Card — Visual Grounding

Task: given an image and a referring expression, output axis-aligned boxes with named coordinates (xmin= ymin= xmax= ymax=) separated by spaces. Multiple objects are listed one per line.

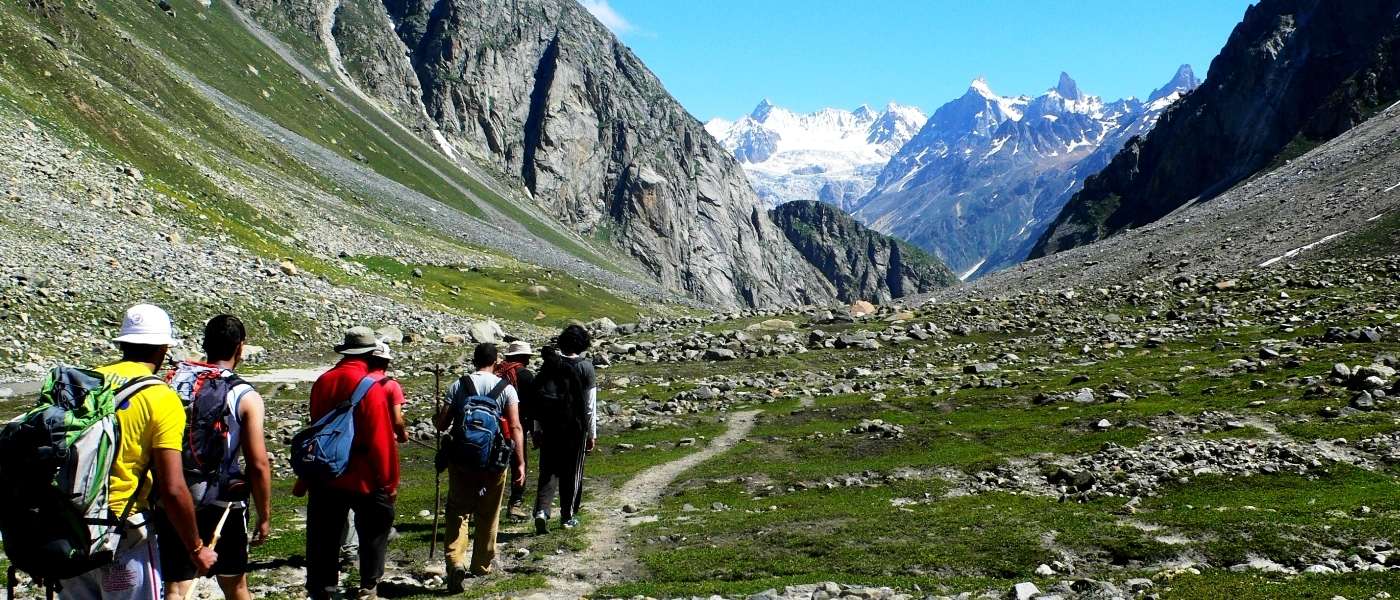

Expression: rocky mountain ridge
xmin=769 ymin=201 xmax=956 ymax=304
xmin=1033 ymin=0 xmax=1400 ymax=258
xmin=704 ymin=100 xmax=927 ymax=210
xmin=854 ymin=68 xmax=1198 ymax=279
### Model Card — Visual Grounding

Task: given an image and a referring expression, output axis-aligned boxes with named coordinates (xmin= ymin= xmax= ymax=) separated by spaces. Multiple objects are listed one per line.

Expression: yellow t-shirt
xmin=96 ymin=361 xmax=185 ymax=517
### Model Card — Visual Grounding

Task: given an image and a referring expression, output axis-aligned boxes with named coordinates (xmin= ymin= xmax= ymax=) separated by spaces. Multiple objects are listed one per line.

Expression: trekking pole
xmin=429 ymin=363 xmax=444 ymax=560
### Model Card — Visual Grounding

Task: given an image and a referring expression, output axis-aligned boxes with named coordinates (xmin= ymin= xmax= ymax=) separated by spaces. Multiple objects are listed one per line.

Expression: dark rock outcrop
xmin=1033 ymin=0 xmax=1400 ymax=258
xmin=770 ymin=201 xmax=956 ymax=303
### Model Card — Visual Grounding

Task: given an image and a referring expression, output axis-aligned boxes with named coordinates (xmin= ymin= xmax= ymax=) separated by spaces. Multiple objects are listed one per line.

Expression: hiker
xmin=434 ymin=343 xmax=526 ymax=591
xmin=53 ymin=304 xmax=218 ymax=598
xmin=532 ymin=324 xmax=598 ymax=534
xmin=496 ymin=339 xmax=537 ymax=520
xmin=296 ymin=327 xmax=407 ymax=600
xmin=158 ymin=315 xmax=272 ymax=600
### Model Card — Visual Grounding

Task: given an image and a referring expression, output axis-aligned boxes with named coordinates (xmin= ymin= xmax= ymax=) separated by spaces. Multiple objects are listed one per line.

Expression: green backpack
xmin=0 ymin=366 xmax=160 ymax=584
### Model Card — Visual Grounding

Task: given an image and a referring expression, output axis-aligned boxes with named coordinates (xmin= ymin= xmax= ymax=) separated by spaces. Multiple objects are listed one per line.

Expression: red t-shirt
xmin=308 ymin=357 xmax=404 ymax=495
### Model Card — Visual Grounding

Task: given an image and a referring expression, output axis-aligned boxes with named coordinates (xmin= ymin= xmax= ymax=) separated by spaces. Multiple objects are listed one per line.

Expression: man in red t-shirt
xmin=298 ymin=327 xmax=407 ymax=600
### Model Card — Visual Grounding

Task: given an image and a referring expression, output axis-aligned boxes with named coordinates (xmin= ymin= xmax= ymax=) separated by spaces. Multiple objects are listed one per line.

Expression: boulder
xmin=468 ymin=321 xmax=505 ymax=344
xmin=849 ymin=300 xmax=876 ymax=317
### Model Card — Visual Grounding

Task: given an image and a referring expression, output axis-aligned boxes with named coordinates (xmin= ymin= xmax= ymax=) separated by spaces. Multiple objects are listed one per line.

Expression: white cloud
xmin=580 ymin=0 xmax=634 ymax=35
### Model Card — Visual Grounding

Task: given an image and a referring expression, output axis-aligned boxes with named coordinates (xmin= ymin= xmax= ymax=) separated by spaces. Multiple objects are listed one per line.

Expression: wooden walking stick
xmin=429 ymin=363 xmax=444 ymax=560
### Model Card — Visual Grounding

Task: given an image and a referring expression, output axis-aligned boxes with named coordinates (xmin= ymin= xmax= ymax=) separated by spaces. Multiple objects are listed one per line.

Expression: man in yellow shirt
xmin=59 ymin=304 xmax=217 ymax=600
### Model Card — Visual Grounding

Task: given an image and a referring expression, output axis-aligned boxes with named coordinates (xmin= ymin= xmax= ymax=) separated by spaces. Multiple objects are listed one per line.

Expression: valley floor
xmin=5 ymin=256 xmax=1399 ymax=600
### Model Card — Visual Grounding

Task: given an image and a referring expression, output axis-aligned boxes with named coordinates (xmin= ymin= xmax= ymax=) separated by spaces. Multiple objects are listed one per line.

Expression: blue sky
xmin=583 ymin=0 xmax=1256 ymax=121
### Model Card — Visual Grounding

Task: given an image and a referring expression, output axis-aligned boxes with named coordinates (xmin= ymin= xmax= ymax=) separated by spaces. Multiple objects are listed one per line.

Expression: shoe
xmin=508 ymin=503 xmax=529 ymax=521
xmin=563 ymin=517 xmax=579 ymax=529
xmin=356 ymin=587 xmax=378 ymax=600
xmin=534 ymin=511 xmax=549 ymax=535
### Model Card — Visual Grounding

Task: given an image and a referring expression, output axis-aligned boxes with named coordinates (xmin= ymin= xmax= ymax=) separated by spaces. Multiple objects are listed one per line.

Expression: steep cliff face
xmin=770 ymin=201 xmax=956 ymax=304
xmin=361 ymin=0 xmax=835 ymax=308
xmin=1033 ymin=0 xmax=1400 ymax=258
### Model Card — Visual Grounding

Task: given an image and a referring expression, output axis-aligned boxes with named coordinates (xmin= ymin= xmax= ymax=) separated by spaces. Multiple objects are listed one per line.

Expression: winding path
xmin=534 ymin=410 xmax=761 ymax=598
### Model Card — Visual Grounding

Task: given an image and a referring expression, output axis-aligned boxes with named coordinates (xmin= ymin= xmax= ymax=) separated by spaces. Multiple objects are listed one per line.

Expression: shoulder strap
xmin=114 ymin=376 xmax=162 ymax=406
xmin=344 ymin=375 xmax=378 ymax=409
xmin=487 ymin=378 xmax=510 ymax=401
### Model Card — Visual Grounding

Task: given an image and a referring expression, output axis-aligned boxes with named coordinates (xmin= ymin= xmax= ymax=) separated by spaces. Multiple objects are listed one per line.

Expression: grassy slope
xmin=597 ymin=282 xmax=1400 ymax=598
xmin=0 ymin=2 xmax=652 ymax=349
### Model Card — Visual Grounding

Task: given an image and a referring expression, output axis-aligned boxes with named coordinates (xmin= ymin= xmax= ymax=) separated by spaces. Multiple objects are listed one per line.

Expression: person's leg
xmin=533 ymin=440 xmax=561 ymax=518
xmin=217 ymin=575 xmax=252 ymax=600
xmin=154 ymin=508 xmax=198 ymax=600
xmin=443 ymin=465 xmax=478 ymax=586
xmin=305 ymin=487 xmax=352 ymax=598
xmin=507 ymin=443 xmax=527 ymax=517
xmin=469 ymin=469 xmax=508 ymax=576
xmin=352 ymin=490 xmax=395 ymax=593
xmin=558 ymin=438 xmax=586 ymax=523
xmin=571 ymin=446 xmax=587 ymax=518
xmin=59 ymin=530 xmax=163 ymax=600
xmin=211 ymin=506 xmax=251 ymax=600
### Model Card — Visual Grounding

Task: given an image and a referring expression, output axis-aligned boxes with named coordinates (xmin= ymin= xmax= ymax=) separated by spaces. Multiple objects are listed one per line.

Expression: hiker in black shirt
xmin=531 ymin=325 xmax=597 ymax=533
xmin=496 ymin=340 xmax=537 ymax=521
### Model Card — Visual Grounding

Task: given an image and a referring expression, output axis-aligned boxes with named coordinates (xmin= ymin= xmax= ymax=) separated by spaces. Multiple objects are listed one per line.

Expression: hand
xmin=585 ymin=437 xmax=596 ymax=454
xmin=388 ymin=487 xmax=399 ymax=503
xmin=513 ymin=460 xmax=526 ymax=488
xmin=251 ymin=519 xmax=271 ymax=547
xmin=192 ymin=546 xmax=218 ymax=575
xmin=292 ymin=479 xmax=307 ymax=498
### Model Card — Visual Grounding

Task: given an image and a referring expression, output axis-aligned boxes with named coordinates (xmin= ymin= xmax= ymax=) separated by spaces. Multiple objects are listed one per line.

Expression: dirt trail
xmin=534 ymin=410 xmax=760 ymax=598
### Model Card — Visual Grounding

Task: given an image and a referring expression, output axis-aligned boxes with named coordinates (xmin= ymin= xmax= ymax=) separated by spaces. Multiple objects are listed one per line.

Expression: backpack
xmin=167 ymin=361 xmax=251 ymax=504
xmin=0 ymin=366 xmax=161 ymax=582
xmin=290 ymin=375 xmax=379 ymax=482
xmin=534 ymin=349 xmax=589 ymax=438
xmin=439 ymin=377 xmax=513 ymax=473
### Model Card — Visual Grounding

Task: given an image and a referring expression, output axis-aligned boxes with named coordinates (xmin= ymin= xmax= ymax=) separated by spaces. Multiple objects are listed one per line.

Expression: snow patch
xmin=431 ymin=129 xmax=457 ymax=159
xmin=959 ymin=259 xmax=987 ymax=281
xmin=1258 ymin=231 xmax=1348 ymax=268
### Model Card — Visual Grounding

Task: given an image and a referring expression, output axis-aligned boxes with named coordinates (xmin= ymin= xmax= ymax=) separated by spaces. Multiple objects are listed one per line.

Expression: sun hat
xmin=112 ymin=303 xmax=181 ymax=347
xmin=369 ymin=341 xmax=393 ymax=361
xmin=334 ymin=326 xmax=379 ymax=355
xmin=503 ymin=340 xmax=536 ymax=357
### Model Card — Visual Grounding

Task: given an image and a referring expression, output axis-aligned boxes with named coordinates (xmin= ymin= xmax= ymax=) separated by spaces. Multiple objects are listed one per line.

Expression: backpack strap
xmin=113 ymin=376 xmax=162 ymax=409
xmin=343 ymin=375 xmax=379 ymax=410
xmin=486 ymin=378 xmax=510 ymax=401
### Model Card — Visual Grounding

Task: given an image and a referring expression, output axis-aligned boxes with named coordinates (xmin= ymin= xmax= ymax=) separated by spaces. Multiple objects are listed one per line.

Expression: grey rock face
xmin=365 ymin=0 xmax=834 ymax=308
xmin=1034 ymin=0 xmax=1400 ymax=258
xmin=769 ymin=200 xmax=956 ymax=303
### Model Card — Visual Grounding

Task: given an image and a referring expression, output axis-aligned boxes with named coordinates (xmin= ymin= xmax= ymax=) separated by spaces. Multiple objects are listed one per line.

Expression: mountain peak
xmin=1055 ymin=72 xmax=1082 ymax=100
xmin=1149 ymin=64 xmax=1201 ymax=102
xmin=751 ymin=98 xmax=777 ymax=121
xmin=852 ymin=103 xmax=877 ymax=119
xmin=969 ymin=77 xmax=996 ymax=97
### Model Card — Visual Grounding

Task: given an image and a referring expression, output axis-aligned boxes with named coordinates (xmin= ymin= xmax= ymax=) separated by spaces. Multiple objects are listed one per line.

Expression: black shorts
xmin=155 ymin=504 xmax=250 ymax=580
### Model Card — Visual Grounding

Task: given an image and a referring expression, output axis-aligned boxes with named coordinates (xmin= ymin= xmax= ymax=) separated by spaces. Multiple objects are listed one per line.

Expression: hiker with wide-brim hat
xmin=496 ymin=340 xmax=538 ymax=521
xmin=298 ymin=326 xmax=408 ymax=600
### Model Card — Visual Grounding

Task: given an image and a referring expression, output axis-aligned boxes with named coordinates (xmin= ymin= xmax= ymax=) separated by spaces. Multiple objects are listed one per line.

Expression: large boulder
xmin=468 ymin=320 xmax=505 ymax=344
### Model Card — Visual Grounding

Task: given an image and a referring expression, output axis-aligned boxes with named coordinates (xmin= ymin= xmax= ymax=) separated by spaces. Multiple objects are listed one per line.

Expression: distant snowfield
xmin=705 ymin=101 xmax=926 ymax=208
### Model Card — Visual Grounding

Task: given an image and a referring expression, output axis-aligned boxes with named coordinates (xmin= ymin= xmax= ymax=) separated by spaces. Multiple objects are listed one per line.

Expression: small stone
xmin=621 ymin=504 xmax=640 ymax=514
xmin=1011 ymin=582 xmax=1040 ymax=600
xmin=1034 ymin=563 xmax=1056 ymax=576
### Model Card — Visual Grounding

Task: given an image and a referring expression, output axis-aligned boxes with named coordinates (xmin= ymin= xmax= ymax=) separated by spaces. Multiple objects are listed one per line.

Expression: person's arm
xmin=584 ymin=386 xmax=598 ymax=452
xmin=434 ymin=379 xmax=457 ymax=431
xmin=505 ymin=396 xmax=525 ymax=488
xmin=153 ymin=449 xmax=218 ymax=573
xmin=388 ymin=381 xmax=408 ymax=443
xmin=238 ymin=390 xmax=272 ymax=546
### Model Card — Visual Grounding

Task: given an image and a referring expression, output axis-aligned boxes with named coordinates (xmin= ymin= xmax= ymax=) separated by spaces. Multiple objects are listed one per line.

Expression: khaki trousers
xmin=444 ymin=465 xmax=508 ymax=576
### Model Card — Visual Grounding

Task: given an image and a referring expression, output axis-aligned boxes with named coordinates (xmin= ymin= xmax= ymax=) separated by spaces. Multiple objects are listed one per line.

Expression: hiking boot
xmin=533 ymin=511 xmax=549 ymax=535
xmin=508 ymin=503 xmax=529 ymax=522
xmin=563 ymin=517 xmax=579 ymax=529
xmin=356 ymin=587 xmax=378 ymax=600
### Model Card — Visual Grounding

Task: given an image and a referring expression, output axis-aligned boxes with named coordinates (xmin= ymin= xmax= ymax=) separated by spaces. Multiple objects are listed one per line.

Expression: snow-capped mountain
xmin=705 ymin=101 xmax=927 ymax=210
xmin=853 ymin=66 xmax=1200 ymax=279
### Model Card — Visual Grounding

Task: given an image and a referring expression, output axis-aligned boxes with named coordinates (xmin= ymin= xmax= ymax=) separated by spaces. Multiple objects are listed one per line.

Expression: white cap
xmin=112 ymin=303 xmax=181 ymax=347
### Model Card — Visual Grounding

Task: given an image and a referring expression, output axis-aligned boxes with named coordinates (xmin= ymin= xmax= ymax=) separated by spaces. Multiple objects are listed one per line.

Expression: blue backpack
xmin=291 ymin=375 xmax=379 ymax=481
xmin=440 ymin=377 xmax=513 ymax=472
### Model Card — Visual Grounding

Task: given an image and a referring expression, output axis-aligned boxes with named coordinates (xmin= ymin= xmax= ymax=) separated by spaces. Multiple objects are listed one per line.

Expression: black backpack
xmin=167 ymin=361 xmax=249 ymax=502
xmin=534 ymin=348 xmax=589 ymax=437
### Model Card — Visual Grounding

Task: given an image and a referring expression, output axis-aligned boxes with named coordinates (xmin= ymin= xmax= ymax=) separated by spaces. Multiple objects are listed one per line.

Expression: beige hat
xmin=503 ymin=340 xmax=535 ymax=357
xmin=335 ymin=326 xmax=379 ymax=355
